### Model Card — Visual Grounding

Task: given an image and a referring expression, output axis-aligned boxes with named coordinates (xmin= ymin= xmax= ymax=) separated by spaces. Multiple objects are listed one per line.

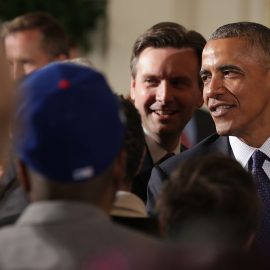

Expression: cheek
xmin=24 ymin=64 xmax=36 ymax=75
xmin=134 ymin=87 xmax=155 ymax=107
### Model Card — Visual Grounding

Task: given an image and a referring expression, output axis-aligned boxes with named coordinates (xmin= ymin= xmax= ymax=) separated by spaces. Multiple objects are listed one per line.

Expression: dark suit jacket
xmin=132 ymin=109 xmax=216 ymax=203
xmin=131 ymin=146 xmax=154 ymax=203
xmin=132 ymin=145 xmax=187 ymax=203
xmin=146 ymin=133 xmax=233 ymax=215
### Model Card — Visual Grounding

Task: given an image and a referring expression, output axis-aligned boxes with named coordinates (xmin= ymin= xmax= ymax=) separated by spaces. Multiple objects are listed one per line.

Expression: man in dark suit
xmin=130 ymin=22 xmax=210 ymax=202
xmin=147 ymin=133 xmax=232 ymax=214
xmin=147 ymin=22 xmax=270 ymax=250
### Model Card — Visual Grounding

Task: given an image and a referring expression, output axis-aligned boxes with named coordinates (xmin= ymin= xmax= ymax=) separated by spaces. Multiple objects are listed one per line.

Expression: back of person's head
xmin=1 ymin=11 xmax=69 ymax=58
xmin=14 ymin=62 xmax=126 ymax=206
xmin=157 ymin=155 xmax=261 ymax=249
xmin=119 ymin=96 xmax=145 ymax=187
xmin=130 ymin=22 xmax=206 ymax=80
xmin=209 ymin=22 xmax=270 ymax=62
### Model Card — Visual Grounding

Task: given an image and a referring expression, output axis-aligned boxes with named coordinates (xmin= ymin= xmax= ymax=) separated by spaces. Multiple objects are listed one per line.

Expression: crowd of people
xmin=0 ymin=11 xmax=269 ymax=269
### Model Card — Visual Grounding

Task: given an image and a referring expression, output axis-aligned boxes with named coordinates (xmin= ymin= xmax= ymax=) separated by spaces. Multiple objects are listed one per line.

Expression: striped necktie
xmin=249 ymin=150 xmax=270 ymax=249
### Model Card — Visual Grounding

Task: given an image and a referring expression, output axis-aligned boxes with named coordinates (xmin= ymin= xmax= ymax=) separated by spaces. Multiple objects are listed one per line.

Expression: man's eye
xmin=201 ymin=74 xmax=211 ymax=83
xmin=145 ymin=78 xmax=159 ymax=86
xmin=223 ymin=70 xmax=235 ymax=77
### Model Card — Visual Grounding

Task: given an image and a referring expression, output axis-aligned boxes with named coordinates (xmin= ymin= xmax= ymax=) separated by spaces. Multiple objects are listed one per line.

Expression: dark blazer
xmin=132 ymin=144 xmax=187 ymax=203
xmin=146 ymin=133 xmax=233 ymax=215
xmin=131 ymin=146 xmax=154 ymax=203
xmin=132 ymin=109 xmax=216 ymax=203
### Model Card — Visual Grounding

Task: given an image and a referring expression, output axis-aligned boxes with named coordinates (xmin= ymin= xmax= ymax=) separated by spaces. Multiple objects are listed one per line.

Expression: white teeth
xmin=214 ymin=105 xmax=232 ymax=112
xmin=155 ymin=110 xmax=173 ymax=115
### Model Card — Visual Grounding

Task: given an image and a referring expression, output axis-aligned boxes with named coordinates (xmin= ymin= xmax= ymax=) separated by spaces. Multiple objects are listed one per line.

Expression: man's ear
xmin=130 ymin=78 xmax=136 ymax=101
xmin=16 ymin=160 xmax=31 ymax=194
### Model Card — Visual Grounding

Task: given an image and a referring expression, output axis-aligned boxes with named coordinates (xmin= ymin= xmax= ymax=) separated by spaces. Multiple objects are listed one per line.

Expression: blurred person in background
xmin=0 ymin=11 xmax=70 ymax=225
xmin=157 ymin=155 xmax=261 ymax=251
xmin=1 ymin=11 xmax=69 ymax=80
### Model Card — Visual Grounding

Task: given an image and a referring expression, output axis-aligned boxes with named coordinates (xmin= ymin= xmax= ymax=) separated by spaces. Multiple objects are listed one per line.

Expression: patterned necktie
xmin=249 ymin=150 xmax=270 ymax=248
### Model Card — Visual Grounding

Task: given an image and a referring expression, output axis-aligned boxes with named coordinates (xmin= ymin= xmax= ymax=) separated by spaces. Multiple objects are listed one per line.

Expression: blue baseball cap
xmin=14 ymin=62 xmax=125 ymax=182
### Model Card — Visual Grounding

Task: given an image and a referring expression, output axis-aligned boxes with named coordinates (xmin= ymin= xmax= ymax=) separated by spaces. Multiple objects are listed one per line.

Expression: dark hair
xmin=157 ymin=154 xmax=261 ymax=247
xmin=130 ymin=22 xmax=206 ymax=83
xmin=119 ymin=96 xmax=145 ymax=185
xmin=1 ymin=11 xmax=69 ymax=58
xmin=210 ymin=22 xmax=270 ymax=61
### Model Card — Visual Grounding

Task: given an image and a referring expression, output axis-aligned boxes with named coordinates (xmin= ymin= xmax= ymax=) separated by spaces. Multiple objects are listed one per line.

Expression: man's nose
xmin=204 ymin=74 xmax=225 ymax=99
xmin=156 ymin=81 xmax=173 ymax=104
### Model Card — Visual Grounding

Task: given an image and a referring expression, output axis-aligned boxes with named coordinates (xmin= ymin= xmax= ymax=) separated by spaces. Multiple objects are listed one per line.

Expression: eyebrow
xmin=200 ymin=64 xmax=244 ymax=75
xmin=199 ymin=69 xmax=208 ymax=76
xmin=218 ymin=64 xmax=244 ymax=73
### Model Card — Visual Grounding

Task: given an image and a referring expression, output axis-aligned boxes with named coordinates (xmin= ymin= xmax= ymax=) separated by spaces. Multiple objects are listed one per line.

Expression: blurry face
xmin=130 ymin=47 xmax=203 ymax=141
xmin=201 ymin=38 xmax=270 ymax=145
xmin=4 ymin=29 xmax=54 ymax=80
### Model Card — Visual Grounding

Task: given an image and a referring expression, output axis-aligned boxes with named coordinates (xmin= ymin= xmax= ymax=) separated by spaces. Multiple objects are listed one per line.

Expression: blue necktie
xmin=249 ymin=150 xmax=270 ymax=248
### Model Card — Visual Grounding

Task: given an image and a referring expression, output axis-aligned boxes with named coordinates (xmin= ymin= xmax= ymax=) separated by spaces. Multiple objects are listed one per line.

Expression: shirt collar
xmin=229 ymin=136 xmax=270 ymax=167
xmin=144 ymin=131 xmax=181 ymax=164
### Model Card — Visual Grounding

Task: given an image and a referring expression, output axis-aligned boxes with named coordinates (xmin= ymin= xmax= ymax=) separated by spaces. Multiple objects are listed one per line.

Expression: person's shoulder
xmin=0 ymin=222 xmax=21 ymax=250
xmin=108 ymin=217 xmax=162 ymax=251
xmin=159 ymin=133 xmax=229 ymax=173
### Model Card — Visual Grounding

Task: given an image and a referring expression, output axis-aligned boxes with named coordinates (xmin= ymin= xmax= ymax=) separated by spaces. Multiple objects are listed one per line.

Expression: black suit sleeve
xmin=146 ymin=134 xmax=231 ymax=216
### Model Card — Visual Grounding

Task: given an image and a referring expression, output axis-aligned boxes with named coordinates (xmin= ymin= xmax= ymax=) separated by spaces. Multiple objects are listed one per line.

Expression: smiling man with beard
xmin=129 ymin=22 xmax=206 ymax=202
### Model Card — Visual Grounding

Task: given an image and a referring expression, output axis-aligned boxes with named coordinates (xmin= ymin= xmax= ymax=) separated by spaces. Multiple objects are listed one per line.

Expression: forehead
xmin=5 ymin=29 xmax=43 ymax=50
xmin=137 ymin=47 xmax=199 ymax=74
xmin=202 ymin=37 xmax=262 ymax=68
xmin=5 ymin=28 xmax=43 ymax=43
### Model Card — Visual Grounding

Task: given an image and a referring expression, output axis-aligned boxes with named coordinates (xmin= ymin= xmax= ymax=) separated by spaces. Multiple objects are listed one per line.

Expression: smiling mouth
xmin=210 ymin=105 xmax=233 ymax=112
xmin=153 ymin=109 xmax=176 ymax=116
xmin=209 ymin=104 xmax=235 ymax=116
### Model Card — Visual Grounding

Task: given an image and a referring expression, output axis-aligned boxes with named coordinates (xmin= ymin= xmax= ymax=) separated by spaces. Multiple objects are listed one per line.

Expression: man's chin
xmin=155 ymin=126 xmax=183 ymax=137
xmin=215 ymin=125 xmax=231 ymax=136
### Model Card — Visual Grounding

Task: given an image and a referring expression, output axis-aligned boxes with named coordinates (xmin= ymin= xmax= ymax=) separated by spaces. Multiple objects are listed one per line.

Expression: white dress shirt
xmin=144 ymin=130 xmax=181 ymax=164
xmin=229 ymin=136 xmax=270 ymax=178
